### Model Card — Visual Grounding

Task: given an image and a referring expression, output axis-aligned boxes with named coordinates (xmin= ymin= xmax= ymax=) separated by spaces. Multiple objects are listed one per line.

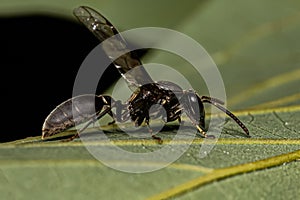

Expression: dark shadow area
xmin=0 ymin=15 xmax=126 ymax=142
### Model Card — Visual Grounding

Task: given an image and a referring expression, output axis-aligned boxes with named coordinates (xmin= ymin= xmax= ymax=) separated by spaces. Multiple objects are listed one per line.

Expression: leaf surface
xmin=1 ymin=0 xmax=300 ymax=199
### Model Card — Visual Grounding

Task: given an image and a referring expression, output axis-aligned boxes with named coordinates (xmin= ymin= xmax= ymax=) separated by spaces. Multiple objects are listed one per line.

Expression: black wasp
xmin=42 ymin=6 xmax=249 ymax=142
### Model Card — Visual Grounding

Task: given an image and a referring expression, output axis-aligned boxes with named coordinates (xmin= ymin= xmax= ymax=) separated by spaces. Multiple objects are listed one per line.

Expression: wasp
xmin=42 ymin=6 xmax=249 ymax=142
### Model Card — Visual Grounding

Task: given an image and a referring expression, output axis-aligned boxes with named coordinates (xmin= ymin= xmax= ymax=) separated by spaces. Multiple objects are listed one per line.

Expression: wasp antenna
xmin=202 ymin=99 xmax=249 ymax=136
xmin=201 ymin=96 xmax=225 ymax=105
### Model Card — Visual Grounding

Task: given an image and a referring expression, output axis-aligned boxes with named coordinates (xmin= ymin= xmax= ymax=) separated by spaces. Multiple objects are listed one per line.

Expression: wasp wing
xmin=73 ymin=6 xmax=154 ymax=90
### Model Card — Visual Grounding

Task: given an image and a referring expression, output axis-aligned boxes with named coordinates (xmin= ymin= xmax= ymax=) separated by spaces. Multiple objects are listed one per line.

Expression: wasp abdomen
xmin=42 ymin=94 xmax=110 ymax=139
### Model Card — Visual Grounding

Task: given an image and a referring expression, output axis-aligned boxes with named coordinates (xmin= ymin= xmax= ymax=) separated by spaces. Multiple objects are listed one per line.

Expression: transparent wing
xmin=73 ymin=6 xmax=154 ymax=90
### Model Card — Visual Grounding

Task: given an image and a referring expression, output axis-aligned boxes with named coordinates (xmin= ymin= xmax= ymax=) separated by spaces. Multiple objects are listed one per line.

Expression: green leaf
xmin=1 ymin=107 xmax=300 ymax=200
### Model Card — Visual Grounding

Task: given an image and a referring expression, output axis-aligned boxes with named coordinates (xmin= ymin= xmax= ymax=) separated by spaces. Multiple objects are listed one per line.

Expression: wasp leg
xmin=63 ymin=105 xmax=113 ymax=142
xmin=145 ymin=116 xmax=163 ymax=144
xmin=152 ymin=134 xmax=163 ymax=144
xmin=177 ymin=116 xmax=186 ymax=126
xmin=108 ymin=100 xmax=127 ymax=125
xmin=107 ymin=110 xmax=116 ymax=125
xmin=195 ymin=125 xmax=207 ymax=137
